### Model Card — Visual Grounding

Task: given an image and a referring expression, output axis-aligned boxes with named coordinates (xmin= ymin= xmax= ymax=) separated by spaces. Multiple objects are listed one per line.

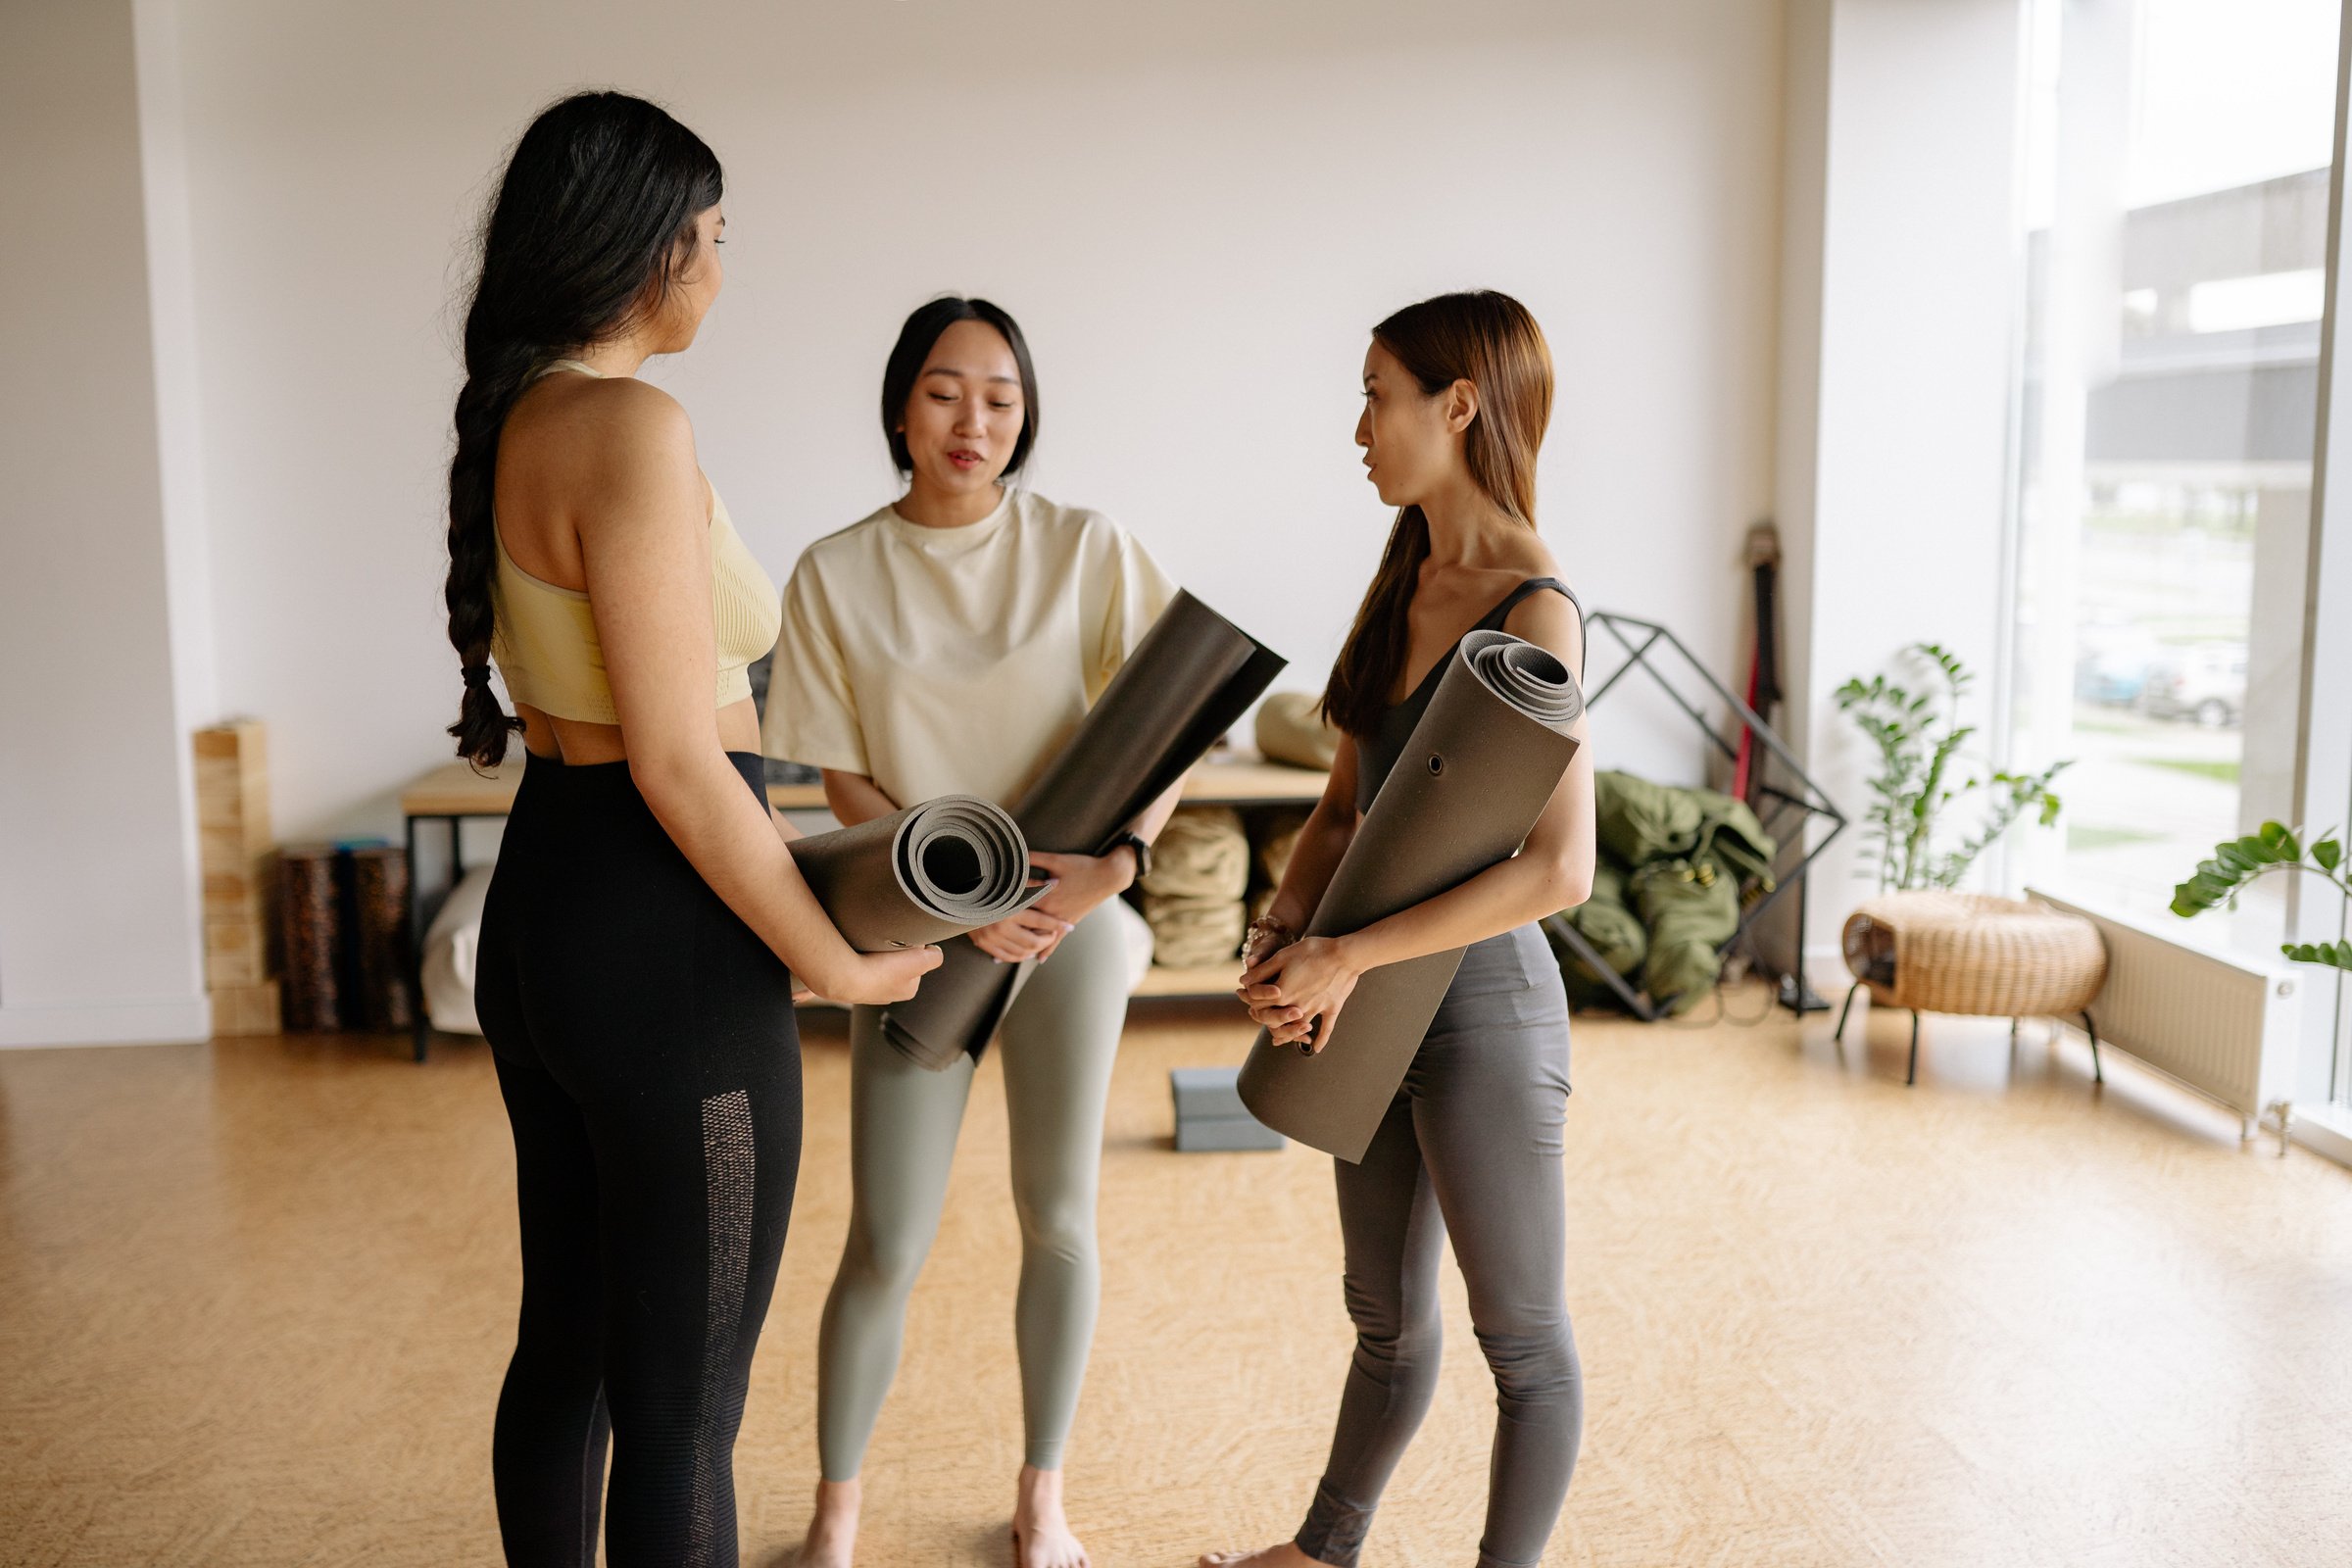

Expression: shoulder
xmin=781 ymin=507 xmax=904 ymax=635
xmin=522 ymin=376 xmax=699 ymax=505
xmin=793 ymin=504 xmax=896 ymax=574
xmin=801 ymin=503 xmax=895 ymax=556
xmin=550 ymin=375 xmax=695 ymax=459
xmin=1016 ymin=489 xmax=1155 ymax=565
xmin=1504 ymin=523 xmax=1564 ymax=580
xmin=1501 ymin=574 xmax=1585 ymax=661
xmin=1496 ymin=524 xmax=1571 ymax=625
xmin=1013 ymin=488 xmax=1111 ymax=535
xmin=497 ymin=379 xmax=703 ymax=556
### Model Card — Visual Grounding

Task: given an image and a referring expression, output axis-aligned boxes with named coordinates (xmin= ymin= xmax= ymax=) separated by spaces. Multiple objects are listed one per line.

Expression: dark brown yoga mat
xmin=788 ymin=796 xmax=1039 ymax=969
xmin=880 ymin=590 xmax=1287 ymax=1069
xmin=350 ymin=846 xmax=412 ymax=1033
xmin=276 ymin=845 xmax=339 ymax=1032
xmin=1236 ymin=629 xmax=1584 ymax=1161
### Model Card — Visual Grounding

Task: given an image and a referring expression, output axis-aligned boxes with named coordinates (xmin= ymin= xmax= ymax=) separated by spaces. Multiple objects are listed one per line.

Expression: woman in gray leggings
xmin=762 ymin=296 xmax=1180 ymax=1568
xmin=1202 ymin=290 xmax=1595 ymax=1568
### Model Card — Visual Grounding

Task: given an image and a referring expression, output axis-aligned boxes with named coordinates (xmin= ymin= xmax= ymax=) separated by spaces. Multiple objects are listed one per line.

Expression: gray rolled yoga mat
xmin=789 ymin=795 xmax=1040 ymax=966
xmin=1236 ymin=629 xmax=1584 ymax=1161
xmin=880 ymin=590 xmax=1287 ymax=1069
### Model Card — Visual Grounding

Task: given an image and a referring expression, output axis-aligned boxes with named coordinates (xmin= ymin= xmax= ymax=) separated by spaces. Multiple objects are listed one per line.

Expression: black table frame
xmin=401 ymin=808 xmax=500 ymax=1062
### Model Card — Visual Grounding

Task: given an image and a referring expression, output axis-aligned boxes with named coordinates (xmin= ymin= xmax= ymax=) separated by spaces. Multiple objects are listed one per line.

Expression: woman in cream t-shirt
xmin=763 ymin=296 xmax=1178 ymax=1568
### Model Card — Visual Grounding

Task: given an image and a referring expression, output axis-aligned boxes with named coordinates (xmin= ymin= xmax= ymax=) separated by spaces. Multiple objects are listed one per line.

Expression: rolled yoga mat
xmin=1236 ymin=628 xmax=1584 ymax=1161
xmin=880 ymin=589 xmax=1287 ymax=1069
xmin=788 ymin=796 xmax=1040 ymax=968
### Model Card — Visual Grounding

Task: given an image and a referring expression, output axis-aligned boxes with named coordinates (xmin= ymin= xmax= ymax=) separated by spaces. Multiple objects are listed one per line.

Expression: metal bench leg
xmin=1835 ymin=980 xmax=1864 ymax=1043
xmin=1906 ymin=1010 xmax=1921 ymax=1086
xmin=2081 ymin=1010 xmax=2102 ymax=1085
xmin=406 ymin=814 xmax=428 ymax=1063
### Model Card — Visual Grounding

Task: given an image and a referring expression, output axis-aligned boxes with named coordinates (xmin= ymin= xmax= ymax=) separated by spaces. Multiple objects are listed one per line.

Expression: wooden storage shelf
xmin=1132 ymin=963 xmax=1248 ymax=1001
xmin=399 ymin=756 xmax=1327 ymax=818
xmin=399 ymin=754 xmax=1325 ymax=1053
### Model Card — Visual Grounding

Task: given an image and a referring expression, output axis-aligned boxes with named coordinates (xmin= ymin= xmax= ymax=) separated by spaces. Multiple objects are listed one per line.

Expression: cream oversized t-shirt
xmin=760 ymin=487 xmax=1178 ymax=808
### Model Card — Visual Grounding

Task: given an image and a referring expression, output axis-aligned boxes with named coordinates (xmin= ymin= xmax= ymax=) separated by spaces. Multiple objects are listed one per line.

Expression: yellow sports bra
xmin=490 ymin=360 xmax=781 ymax=724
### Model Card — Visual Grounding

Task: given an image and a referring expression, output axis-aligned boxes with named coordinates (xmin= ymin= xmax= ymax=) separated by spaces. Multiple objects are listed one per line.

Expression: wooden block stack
xmin=194 ymin=720 xmax=280 ymax=1036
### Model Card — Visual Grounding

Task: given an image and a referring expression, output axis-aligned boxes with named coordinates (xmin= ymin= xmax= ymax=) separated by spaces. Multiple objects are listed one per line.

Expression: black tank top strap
xmin=1478 ymin=575 xmax=1580 ymax=631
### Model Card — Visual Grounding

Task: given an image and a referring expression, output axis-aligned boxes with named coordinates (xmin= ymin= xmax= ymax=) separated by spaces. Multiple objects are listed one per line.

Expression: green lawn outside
xmin=2068 ymin=823 xmax=2168 ymax=854
xmin=2136 ymin=757 xmax=2242 ymax=785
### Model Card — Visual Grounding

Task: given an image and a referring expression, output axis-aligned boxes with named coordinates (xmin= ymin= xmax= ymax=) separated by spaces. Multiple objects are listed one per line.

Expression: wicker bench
xmin=1837 ymin=892 xmax=2109 ymax=1086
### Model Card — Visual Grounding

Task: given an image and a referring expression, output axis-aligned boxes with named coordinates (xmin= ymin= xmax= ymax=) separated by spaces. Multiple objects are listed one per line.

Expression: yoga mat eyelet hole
xmin=1427 ymin=754 xmax=1446 ymax=776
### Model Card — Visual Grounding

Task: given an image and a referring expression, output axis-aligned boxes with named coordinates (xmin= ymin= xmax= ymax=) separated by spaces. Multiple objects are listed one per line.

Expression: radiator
xmin=2028 ymin=889 xmax=2303 ymax=1151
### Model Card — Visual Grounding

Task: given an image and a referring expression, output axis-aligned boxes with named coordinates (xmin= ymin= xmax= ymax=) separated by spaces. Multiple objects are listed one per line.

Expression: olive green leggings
xmin=815 ymin=899 xmax=1139 ymax=1478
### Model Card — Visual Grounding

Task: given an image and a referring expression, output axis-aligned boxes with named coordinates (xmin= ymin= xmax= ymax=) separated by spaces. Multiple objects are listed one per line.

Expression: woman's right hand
xmin=808 ymin=945 xmax=943 ymax=1006
xmin=969 ymin=906 xmax=1073 ymax=964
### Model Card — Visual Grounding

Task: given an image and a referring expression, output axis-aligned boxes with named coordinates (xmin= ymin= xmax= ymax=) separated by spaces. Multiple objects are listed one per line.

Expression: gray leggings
xmin=1296 ymin=922 xmax=1582 ymax=1568
xmin=814 ymin=898 xmax=1138 ymax=1479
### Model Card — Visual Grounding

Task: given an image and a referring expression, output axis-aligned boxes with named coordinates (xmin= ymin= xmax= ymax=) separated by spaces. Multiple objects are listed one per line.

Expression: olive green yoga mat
xmin=880 ymin=590 xmax=1286 ymax=1069
xmin=1236 ymin=629 xmax=1584 ymax=1161
xmin=788 ymin=795 xmax=1040 ymax=968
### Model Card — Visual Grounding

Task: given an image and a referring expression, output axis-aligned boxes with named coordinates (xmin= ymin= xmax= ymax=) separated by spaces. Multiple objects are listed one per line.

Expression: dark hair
xmin=879 ymin=296 xmax=1040 ymax=476
xmin=1321 ymin=290 xmax=1553 ymax=738
xmin=442 ymin=91 xmax=723 ymax=767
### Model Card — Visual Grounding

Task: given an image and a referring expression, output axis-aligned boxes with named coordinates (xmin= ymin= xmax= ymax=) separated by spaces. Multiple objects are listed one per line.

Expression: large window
xmin=2008 ymin=0 xmax=2340 ymax=947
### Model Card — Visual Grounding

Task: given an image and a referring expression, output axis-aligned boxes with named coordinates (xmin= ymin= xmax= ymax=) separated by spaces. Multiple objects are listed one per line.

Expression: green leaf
xmin=2314 ymin=838 xmax=2342 ymax=873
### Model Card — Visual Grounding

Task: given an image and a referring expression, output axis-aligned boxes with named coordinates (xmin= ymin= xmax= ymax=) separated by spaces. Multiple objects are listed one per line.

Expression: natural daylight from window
xmin=2008 ymin=0 xmax=2341 ymax=950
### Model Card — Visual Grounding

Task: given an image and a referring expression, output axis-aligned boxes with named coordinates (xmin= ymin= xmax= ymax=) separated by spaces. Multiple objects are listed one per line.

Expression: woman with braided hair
xmin=444 ymin=91 xmax=938 ymax=1567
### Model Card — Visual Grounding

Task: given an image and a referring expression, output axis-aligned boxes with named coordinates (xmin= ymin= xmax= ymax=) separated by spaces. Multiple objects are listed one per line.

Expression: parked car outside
xmin=2137 ymin=645 xmax=2247 ymax=726
xmin=2075 ymin=623 xmax=2163 ymax=707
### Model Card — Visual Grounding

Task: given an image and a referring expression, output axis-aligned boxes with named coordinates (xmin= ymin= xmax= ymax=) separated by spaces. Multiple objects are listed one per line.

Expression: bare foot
xmin=1011 ymin=1464 xmax=1090 ymax=1568
xmin=799 ymin=1477 xmax=859 ymax=1568
xmin=1199 ymin=1544 xmax=1334 ymax=1568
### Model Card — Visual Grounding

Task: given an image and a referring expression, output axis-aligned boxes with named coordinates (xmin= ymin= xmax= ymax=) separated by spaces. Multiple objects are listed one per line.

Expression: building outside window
xmin=2007 ymin=0 xmax=2339 ymax=960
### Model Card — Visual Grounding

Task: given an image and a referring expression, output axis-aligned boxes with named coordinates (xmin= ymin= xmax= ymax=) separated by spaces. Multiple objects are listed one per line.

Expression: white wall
xmin=0 ymin=0 xmax=209 ymax=1045
xmin=157 ymin=0 xmax=1785 ymax=840
xmin=1779 ymin=0 xmax=2024 ymax=961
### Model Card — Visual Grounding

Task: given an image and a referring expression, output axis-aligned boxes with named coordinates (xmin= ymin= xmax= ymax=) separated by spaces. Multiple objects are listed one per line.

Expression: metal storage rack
xmin=1550 ymin=611 xmax=1845 ymax=1020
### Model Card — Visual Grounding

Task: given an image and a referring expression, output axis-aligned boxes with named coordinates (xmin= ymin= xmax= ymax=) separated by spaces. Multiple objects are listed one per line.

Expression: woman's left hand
xmin=1238 ymin=935 xmax=1363 ymax=1053
xmin=1023 ymin=848 xmax=1138 ymax=961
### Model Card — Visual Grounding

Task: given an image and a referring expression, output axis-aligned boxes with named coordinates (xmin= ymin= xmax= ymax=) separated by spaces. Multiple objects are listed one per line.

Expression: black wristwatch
xmin=1105 ymin=830 xmax=1152 ymax=885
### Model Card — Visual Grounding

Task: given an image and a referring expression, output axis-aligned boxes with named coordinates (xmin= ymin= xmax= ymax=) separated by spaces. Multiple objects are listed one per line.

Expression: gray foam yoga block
xmin=1170 ymin=1067 xmax=1284 ymax=1152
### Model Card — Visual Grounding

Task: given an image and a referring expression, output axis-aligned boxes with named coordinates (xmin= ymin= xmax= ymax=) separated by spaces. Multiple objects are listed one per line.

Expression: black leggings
xmin=474 ymin=751 xmax=802 ymax=1568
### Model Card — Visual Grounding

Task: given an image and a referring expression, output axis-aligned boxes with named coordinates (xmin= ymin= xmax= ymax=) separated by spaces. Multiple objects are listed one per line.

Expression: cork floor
xmin=3 ymin=990 xmax=2351 ymax=1567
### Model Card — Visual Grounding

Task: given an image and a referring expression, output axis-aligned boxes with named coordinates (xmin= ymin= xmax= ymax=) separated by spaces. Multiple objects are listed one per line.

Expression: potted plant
xmin=2173 ymin=823 xmax=2352 ymax=970
xmin=1835 ymin=643 xmax=2070 ymax=892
